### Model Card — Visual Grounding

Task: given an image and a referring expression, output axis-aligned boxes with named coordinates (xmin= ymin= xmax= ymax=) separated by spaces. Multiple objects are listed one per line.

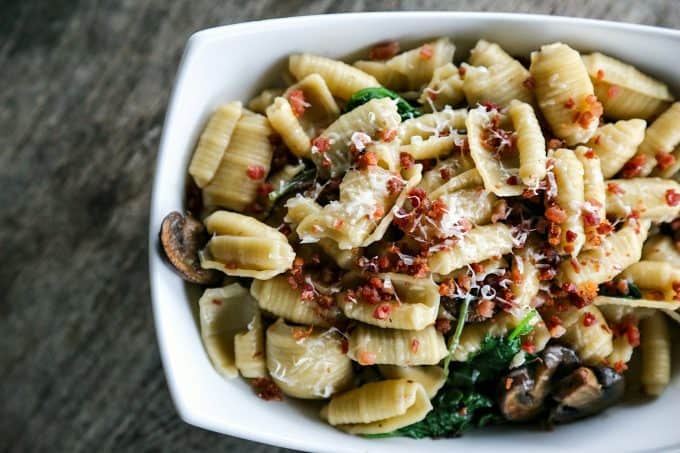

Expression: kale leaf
xmin=267 ymin=168 xmax=316 ymax=203
xmin=386 ymin=311 xmax=537 ymax=439
xmin=344 ymin=87 xmax=421 ymax=121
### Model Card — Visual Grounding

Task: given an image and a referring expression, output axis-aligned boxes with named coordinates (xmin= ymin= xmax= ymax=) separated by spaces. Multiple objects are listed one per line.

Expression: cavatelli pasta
xmin=347 ymin=324 xmax=448 ymax=366
xmin=605 ymin=178 xmax=680 ymax=223
xmin=582 ymin=52 xmax=673 ymax=120
xmin=462 ymin=40 xmax=534 ymax=107
xmin=202 ymin=111 xmax=274 ymax=211
xmin=338 ymin=273 xmax=440 ymax=330
xmin=289 ymin=54 xmax=380 ymax=100
xmin=189 ymin=101 xmax=243 ymax=188
xmin=377 ymin=365 xmax=446 ymax=398
xmin=508 ymin=100 xmax=546 ymax=187
xmin=636 ymin=102 xmax=680 ymax=176
xmin=418 ymin=63 xmax=465 ymax=110
xmin=198 ymin=284 xmax=258 ymax=379
xmin=321 ymin=379 xmax=432 ymax=434
xmin=250 ymin=276 xmax=333 ymax=327
xmin=385 ymin=37 xmax=455 ymax=90
xmin=530 ymin=43 xmax=601 ymax=145
xmin=266 ymin=97 xmax=312 ymax=158
xmin=266 ymin=319 xmax=354 ymax=399
xmin=550 ymin=148 xmax=586 ymax=255
xmin=234 ymin=309 xmax=266 ymax=378
xmin=429 ymin=223 xmax=514 ymax=275
xmin=586 ymin=119 xmax=646 ymax=178
xmin=640 ymin=312 xmax=671 ymax=396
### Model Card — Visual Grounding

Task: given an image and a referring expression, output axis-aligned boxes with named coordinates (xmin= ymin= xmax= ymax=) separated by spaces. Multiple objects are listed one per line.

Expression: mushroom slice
xmin=550 ymin=366 xmax=624 ymax=424
xmin=159 ymin=211 xmax=221 ymax=284
xmin=498 ymin=345 xmax=580 ymax=422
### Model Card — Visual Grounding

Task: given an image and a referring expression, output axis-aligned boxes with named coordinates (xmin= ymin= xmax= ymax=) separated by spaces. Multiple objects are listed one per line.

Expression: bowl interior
xmin=149 ymin=12 xmax=680 ymax=453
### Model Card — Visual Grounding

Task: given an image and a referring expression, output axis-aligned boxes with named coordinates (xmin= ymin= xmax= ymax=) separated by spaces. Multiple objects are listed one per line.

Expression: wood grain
xmin=0 ymin=1 xmax=677 ymax=452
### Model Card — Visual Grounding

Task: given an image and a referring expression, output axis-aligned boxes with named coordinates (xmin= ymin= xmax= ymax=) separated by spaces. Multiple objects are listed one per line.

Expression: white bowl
xmin=149 ymin=12 xmax=680 ymax=452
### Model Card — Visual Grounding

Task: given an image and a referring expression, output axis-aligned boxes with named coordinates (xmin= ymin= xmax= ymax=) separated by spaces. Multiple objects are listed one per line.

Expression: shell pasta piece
xmin=378 ymin=365 xmax=446 ymax=398
xmin=353 ymin=60 xmax=409 ymax=91
xmin=574 ymin=146 xmax=605 ymax=250
xmin=429 ymin=223 xmax=514 ymax=275
xmin=347 ymin=324 xmax=448 ymax=366
xmin=202 ymin=111 xmax=274 ymax=211
xmin=621 ymin=261 xmax=680 ymax=301
xmin=385 ymin=37 xmax=456 ymax=90
xmin=418 ymin=63 xmax=464 ymax=110
xmin=586 ymin=119 xmax=646 ymax=178
xmin=530 ymin=43 xmax=602 ymax=145
xmin=508 ymin=100 xmax=546 ymax=187
xmin=338 ymin=273 xmax=440 ymax=330
xmin=463 ymin=40 xmax=534 ymax=107
xmin=289 ymin=54 xmax=379 ymax=99
xmin=266 ymin=97 xmax=312 ymax=158
xmin=266 ymin=319 xmax=354 ymax=399
xmin=399 ymin=108 xmax=467 ymax=144
xmin=582 ymin=52 xmax=673 ymax=120
xmin=198 ymin=284 xmax=258 ymax=379
xmin=466 ymin=106 xmax=523 ymax=196
xmin=321 ymin=379 xmax=432 ymax=434
xmin=541 ymin=304 xmax=613 ymax=365
xmin=640 ymin=312 xmax=671 ymax=396
xmin=549 ymin=148 xmax=586 ymax=255
xmin=643 ymin=235 xmax=680 ymax=266
xmin=605 ymin=178 xmax=680 ymax=223
xmin=234 ymin=309 xmax=266 ymax=378
xmin=248 ymin=88 xmax=283 ymax=114
xmin=636 ymin=102 xmax=680 ymax=176
xmin=189 ymin=101 xmax=243 ymax=188
xmin=251 ymin=276 xmax=332 ymax=327
xmin=558 ymin=221 xmax=650 ymax=287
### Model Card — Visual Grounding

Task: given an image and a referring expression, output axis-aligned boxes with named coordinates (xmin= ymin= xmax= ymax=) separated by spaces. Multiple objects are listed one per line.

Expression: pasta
xmin=586 ymin=119 xmax=646 ymax=178
xmin=198 ymin=283 xmax=258 ymax=379
xmin=530 ymin=43 xmax=602 ymax=145
xmin=189 ymin=101 xmax=243 ymax=188
xmin=266 ymin=319 xmax=354 ymax=399
xmin=202 ymin=111 xmax=274 ymax=211
xmin=463 ymin=40 xmax=534 ymax=107
xmin=347 ymin=324 xmax=448 ymax=366
xmin=582 ymin=52 xmax=673 ymax=120
xmin=605 ymin=178 xmax=680 ymax=223
xmin=160 ymin=36 xmax=680 ymax=440
xmin=321 ymin=379 xmax=432 ymax=434
xmin=640 ymin=312 xmax=671 ymax=396
xmin=636 ymin=102 xmax=680 ymax=176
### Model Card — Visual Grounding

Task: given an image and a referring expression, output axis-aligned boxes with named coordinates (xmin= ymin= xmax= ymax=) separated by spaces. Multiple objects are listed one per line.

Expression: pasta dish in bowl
xmin=149 ymin=12 xmax=680 ymax=452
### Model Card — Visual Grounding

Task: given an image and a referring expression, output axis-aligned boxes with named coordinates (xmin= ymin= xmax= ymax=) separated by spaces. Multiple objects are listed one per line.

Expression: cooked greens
xmin=345 ymin=87 xmax=422 ymax=121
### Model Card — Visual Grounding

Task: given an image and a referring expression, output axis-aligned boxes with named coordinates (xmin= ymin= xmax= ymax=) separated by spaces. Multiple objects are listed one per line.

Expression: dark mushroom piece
xmin=159 ymin=211 xmax=221 ymax=284
xmin=498 ymin=345 xmax=580 ymax=422
xmin=549 ymin=366 xmax=625 ymax=424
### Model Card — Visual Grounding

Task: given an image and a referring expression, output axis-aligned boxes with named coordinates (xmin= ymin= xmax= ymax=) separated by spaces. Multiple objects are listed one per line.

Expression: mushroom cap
xmin=550 ymin=366 xmax=625 ymax=424
xmin=159 ymin=211 xmax=221 ymax=284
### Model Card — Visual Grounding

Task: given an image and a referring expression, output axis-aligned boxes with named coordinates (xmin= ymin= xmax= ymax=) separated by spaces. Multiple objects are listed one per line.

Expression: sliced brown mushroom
xmin=498 ymin=345 xmax=580 ymax=422
xmin=159 ymin=211 xmax=221 ymax=284
xmin=549 ymin=366 xmax=625 ymax=424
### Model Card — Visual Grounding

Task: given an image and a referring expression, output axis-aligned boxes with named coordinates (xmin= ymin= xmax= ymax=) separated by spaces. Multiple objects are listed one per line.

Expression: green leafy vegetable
xmin=267 ymin=168 xmax=316 ymax=203
xmin=384 ymin=310 xmax=538 ymax=439
xmin=344 ymin=87 xmax=421 ymax=121
xmin=598 ymin=280 xmax=642 ymax=299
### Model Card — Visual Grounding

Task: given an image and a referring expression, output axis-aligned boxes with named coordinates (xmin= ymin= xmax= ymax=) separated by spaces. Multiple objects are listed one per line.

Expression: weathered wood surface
xmin=0 ymin=1 xmax=677 ymax=452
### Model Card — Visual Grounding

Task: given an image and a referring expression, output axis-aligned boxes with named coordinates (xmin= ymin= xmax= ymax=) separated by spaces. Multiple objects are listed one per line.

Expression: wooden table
xmin=1 ymin=1 xmax=677 ymax=451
